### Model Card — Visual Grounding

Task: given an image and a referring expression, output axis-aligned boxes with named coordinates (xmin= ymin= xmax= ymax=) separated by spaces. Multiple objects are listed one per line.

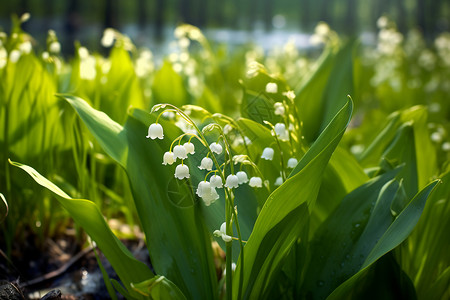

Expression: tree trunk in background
xmin=395 ymin=0 xmax=407 ymax=33
xmin=43 ymin=0 xmax=54 ymax=31
xmin=137 ymin=0 xmax=147 ymax=30
xmin=299 ymin=0 xmax=311 ymax=31
xmin=64 ymin=0 xmax=79 ymax=54
xmin=197 ymin=0 xmax=207 ymax=27
xmin=18 ymin=0 xmax=29 ymax=31
xmin=263 ymin=0 xmax=273 ymax=31
xmin=319 ymin=0 xmax=332 ymax=25
xmin=155 ymin=0 xmax=165 ymax=40
xmin=213 ymin=0 xmax=224 ymax=27
xmin=179 ymin=0 xmax=193 ymax=25
xmin=416 ymin=0 xmax=426 ymax=33
xmin=104 ymin=0 xmax=119 ymax=29
xmin=372 ymin=0 xmax=389 ymax=31
xmin=247 ymin=0 xmax=258 ymax=30
xmin=345 ymin=0 xmax=357 ymax=35
xmin=232 ymin=0 xmax=241 ymax=29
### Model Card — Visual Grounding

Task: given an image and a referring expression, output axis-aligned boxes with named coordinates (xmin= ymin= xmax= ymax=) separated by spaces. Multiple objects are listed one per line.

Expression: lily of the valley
xmin=210 ymin=142 xmax=223 ymax=154
xmin=274 ymin=102 xmax=285 ymax=116
xmin=210 ymin=175 xmax=223 ymax=188
xmin=261 ymin=147 xmax=274 ymax=160
xmin=287 ymin=157 xmax=298 ymax=168
xmin=213 ymin=222 xmax=232 ymax=242
xmin=225 ymin=174 xmax=239 ymax=188
xmin=199 ymin=157 xmax=213 ymax=171
xmin=162 ymin=152 xmax=175 ymax=165
xmin=183 ymin=142 xmax=195 ymax=155
xmin=249 ymin=176 xmax=263 ymax=188
xmin=146 ymin=123 xmax=164 ymax=139
xmin=196 ymin=181 xmax=219 ymax=206
xmin=265 ymin=82 xmax=278 ymax=94
xmin=173 ymin=145 xmax=188 ymax=160
xmin=274 ymin=123 xmax=289 ymax=141
xmin=175 ymin=164 xmax=190 ymax=180
xmin=236 ymin=171 xmax=249 ymax=184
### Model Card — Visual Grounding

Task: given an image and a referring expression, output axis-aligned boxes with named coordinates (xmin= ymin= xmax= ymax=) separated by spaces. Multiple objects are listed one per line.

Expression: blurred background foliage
xmin=0 ymin=0 xmax=449 ymax=55
xmin=0 ymin=0 xmax=449 ymax=298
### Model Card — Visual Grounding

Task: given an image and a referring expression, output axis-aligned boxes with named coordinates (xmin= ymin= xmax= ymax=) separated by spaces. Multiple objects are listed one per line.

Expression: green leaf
xmin=152 ymin=61 xmax=187 ymax=107
xmin=131 ymin=276 xmax=187 ymax=300
xmin=301 ymin=169 xmax=400 ymax=299
xmin=233 ymin=98 xmax=353 ymax=299
xmin=60 ymin=95 xmax=217 ymax=299
xmin=9 ymin=160 xmax=154 ymax=299
xmin=295 ymin=41 xmax=354 ymax=141
xmin=327 ymin=179 xmax=440 ymax=299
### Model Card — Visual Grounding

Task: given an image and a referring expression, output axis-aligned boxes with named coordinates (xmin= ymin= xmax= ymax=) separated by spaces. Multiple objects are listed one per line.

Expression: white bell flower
xmin=274 ymin=123 xmax=289 ymax=141
xmin=162 ymin=152 xmax=175 ymax=165
xmin=173 ymin=145 xmax=188 ymax=160
xmin=274 ymin=176 xmax=283 ymax=186
xmin=225 ymin=174 xmax=239 ymax=188
xmin=223 ymin=124 xmax=233 ymax=134
xmin=249 ymin=177 xmax=263 ymax=188
xmin=210 ymin=175 xmax=223 ymax=188
xmin=174 ymin=164 xmax=190 ymax=180
xmin=210 ymin=142 xmax=223 ymax=154
xmin=197 ymin=181 xmax=219 ymax=206
xmin=287 ymin=158 xmax=298 ymax=168
xmin=49 ymin=41 xmax=61 ymax=54
xmin=236 ymin=171 xmax=249 ymax=184
xmin=199 ymin=157 xmax=213 ymax=171
xmin=274 ymin=102 xmax=285 ymax=116
xmin=183 ymin=142 xmax=195 ymax=155
xmin=146 ymin=123 xmax=164 ymax=139
xmin=196 ymin=181 xmax=211 ymax=197
xmin=261 ymin=147 xmax=274 ymax=160
xmin=265 ymin=82 xmax=278 ymax=94
xmin=213 ymin=222 xmax=232 ymax=242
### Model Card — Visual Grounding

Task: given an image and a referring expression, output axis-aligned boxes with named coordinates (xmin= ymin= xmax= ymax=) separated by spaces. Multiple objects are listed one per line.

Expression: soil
xmin=0 ymin=229 xmax=149 ymax=300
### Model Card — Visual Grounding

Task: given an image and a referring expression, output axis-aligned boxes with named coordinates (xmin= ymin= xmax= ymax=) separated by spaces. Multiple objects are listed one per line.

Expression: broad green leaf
xmin=152 ymin=61 xmax=187 ymax=107
xmin=301 ymin=170 xmax=400 ymax=298
xmin=311 ymin=146 xmax=369 ymax=234
xmin=131 ymin=276 xmax=187 ymax=300
xmin=295 ymin=41 xmax=354 ymax=141
xmin=401 ymin=171 xmax=450 ymax=299
xmin=327 ymin=179 xmax=440 ymax=299
xmin=9 ymin=160 xmax=154 ymax=299
xmin=60 ymin=95 xmax=217 ymax=299
xmin=233 ymin=99 xmax=353 ymax=299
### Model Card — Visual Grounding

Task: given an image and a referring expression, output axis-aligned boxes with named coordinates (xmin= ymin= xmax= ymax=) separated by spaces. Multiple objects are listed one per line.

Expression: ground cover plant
xmin=1 ymin=16 xmax=449 ymax=299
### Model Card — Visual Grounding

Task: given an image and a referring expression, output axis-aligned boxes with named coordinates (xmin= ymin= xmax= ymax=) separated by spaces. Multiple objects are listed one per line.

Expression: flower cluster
xmin=146 ymin=104 xmax=266 ymax=209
